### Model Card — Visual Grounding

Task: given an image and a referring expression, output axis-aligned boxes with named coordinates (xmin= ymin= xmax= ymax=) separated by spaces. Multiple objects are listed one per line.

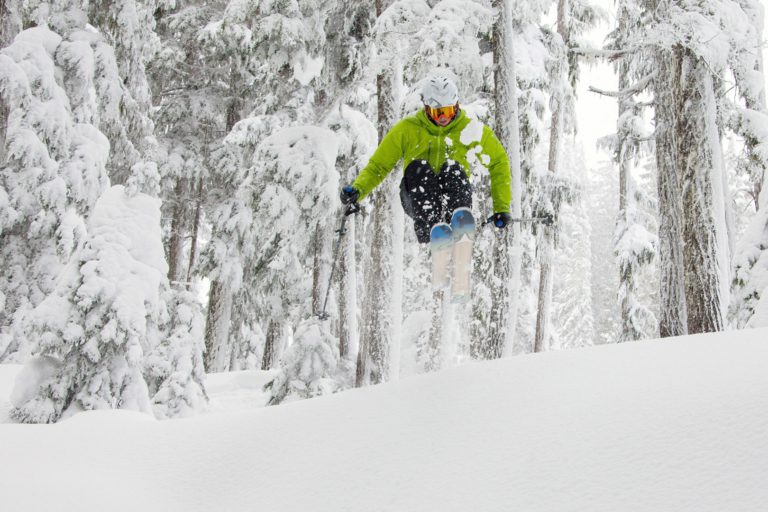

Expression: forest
xmin=0 ymin=0 xmax=766 ymax=422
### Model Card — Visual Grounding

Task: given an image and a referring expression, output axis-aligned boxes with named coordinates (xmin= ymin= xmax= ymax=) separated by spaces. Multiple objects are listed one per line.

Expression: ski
xmin=430 ymin=222 xmax=453 ymax=290
xmin=450 ymin=207 xmax=476 ymax=303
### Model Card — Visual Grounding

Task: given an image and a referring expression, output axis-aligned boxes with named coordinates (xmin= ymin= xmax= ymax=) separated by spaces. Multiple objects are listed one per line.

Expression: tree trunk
xmin=202 ymin=89 xmax=240 ymax=370
xmin=204 ymin=280 xmax=234 ymax=372
xmin=534 ymin=0 xmax=567 ymax=352
xmin=492 ymin=0 xmax=523 ymax=357
xmin=339 ymin=213 xmax=358 ymax=359
xmin=167 ymin=178 xmax=188 ymax=284
xmin=186 ymin=177 xmax=204 ymax=284
xmin=312 ymin=221 xmax=333 ymax=317
xmin=654 ymin=47 xmax=688 ymax=338
xmin=261 ymin=320 xmax=280 ymax=370
xmin=0 ymin=0 xmax=21 ymax=49
xmin=358 ymin=178 xmax=398 ymax=385
xmin=673 ymin=48 xmax=725 ymax=334
xmin=357 ymin=0 xmax=400 ymax=386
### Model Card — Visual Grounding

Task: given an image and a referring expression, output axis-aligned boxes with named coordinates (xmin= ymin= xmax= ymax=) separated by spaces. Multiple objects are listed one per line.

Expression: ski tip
xmin=450 ymin=208 xmax=476 ymax=239
xmin=431 ymin=222 xmax=452 ymax=232
xmin=430 ymin=223 xmax=453 ymax=245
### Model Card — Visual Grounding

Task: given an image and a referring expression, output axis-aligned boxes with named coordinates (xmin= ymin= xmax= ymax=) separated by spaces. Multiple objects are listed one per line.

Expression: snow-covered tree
xmin=264 ymin=318 xmax=349 ymax=405
xmin=87 ymin=0 xmax=158 ymax=185
xmin=509 ymin=23 xmax=549 ymax=354
xmin=469 ymin=0 xmax=524 ymax=360
xmin=534 ymin=0 xmax=572 ymax=352
xmin=197 ymin=0 xmax=332 ymax=371
xmin=324 ymin=105 xmax=378 ymax=362
xmin=145 ymin=287 xmax=208 ymax=418
xmin=635 ymin=0 xmax=760 ymax=335
xmin=0 ymin=27 xmax=110 ymax=361
xmin=201 ymin=126 xmax=340 ymax=372
xmin=552 ymin=145 xmax=596 ymax=348
xmin=647 ymin=0 xmax=688 ymax=337
xmin=355 ymin=0 xmax=411 ymax=385
xmin=11 ymin=186 xmax=169 ymax=423
xmin=604 ymin=0 xmax=658 ymax=341
xmin=587 ymin=152 xmax=621 ymax=343
xmin=728 ymin=0 xmax=768 ymax=328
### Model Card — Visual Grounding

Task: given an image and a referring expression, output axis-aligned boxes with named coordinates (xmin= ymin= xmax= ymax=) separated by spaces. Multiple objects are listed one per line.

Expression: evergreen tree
xmin=264 ymin=318 xmax=346 ymax=405
xmin=198 ymin=0 xmax=331 ymax=371
xmin=534 ymin=0 xmax=572 ymax=352
xmin=605 ymin=0 xmax=658 ymax=341
xmin=0 ymin=27 xmax=110 ymax=361
xmin=12 ymin=186 xmax=169 ymax=423
xmin=728 ymin=0 xmax=768 ymax=328
xmin=87 ymin=0 xmax=158 ymax=185
xmin=145 ymin=287 xmax=208 ymax=418
xmin=202 ymin=126 xmax=340 ymax=372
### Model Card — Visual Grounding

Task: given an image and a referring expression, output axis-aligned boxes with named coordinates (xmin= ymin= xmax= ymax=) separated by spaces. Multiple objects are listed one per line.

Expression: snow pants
xmin=399 ymin=160 xmax=472 ymax=243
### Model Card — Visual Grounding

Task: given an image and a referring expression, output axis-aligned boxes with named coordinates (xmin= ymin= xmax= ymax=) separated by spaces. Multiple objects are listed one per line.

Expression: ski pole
xmin=318 ymin=203 xmax=361 ymax=320
xmin=483 ymin=213 xmax=555 ymax=227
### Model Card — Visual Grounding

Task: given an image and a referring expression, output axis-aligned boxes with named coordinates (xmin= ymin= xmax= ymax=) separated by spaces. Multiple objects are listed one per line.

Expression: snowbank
xmin=1 ymin=328 xmax=767 ymax=511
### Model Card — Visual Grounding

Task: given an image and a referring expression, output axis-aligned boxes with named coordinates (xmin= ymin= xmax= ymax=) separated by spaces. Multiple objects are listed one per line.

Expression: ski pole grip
xmin=345 ymin=203 xmax=361 ymax=216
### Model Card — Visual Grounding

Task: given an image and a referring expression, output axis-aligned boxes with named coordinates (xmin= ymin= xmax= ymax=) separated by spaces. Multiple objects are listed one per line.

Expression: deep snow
xmin=1 ymin=328 xmax=767 ymax=511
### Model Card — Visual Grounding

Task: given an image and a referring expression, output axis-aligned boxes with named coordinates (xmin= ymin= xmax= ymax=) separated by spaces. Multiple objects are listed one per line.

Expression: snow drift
xmin=1 ymin=328 xmax=767 ymax=511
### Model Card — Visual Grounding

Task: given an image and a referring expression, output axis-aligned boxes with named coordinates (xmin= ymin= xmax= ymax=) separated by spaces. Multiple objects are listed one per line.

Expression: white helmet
xmin=421 ymin=76 xmax=459 ymax=108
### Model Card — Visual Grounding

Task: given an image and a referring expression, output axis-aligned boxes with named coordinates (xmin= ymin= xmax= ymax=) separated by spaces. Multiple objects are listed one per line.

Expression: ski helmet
xmin=420 ymin=76 xmax=459 ymax=108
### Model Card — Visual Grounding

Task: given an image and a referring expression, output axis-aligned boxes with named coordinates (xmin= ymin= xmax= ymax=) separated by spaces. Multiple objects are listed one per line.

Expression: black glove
xmin=339 ymin=185 xmax=359 ymax=205
xmin=489 ymin=212 xmax=512 ymax=228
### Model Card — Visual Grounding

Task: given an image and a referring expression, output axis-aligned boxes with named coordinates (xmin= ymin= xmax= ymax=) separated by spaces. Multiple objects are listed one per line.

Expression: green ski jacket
xmin=352 ymin=109 xmax=511 ymax=213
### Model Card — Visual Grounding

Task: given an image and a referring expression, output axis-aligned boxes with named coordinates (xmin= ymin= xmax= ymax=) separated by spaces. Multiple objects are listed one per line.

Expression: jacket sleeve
xmin=482 ymin=126 xmax=512 ymax=213
xmin=352 ymin=121 xmax=405 ymax=201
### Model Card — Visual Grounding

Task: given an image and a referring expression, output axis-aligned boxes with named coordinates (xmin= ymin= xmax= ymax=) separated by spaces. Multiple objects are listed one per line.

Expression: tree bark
xmin=312 ymin=221 xmax=332 ymax=317
xmin=673 ymin=48 xmax=725 ymax=334
xmin=0 ymin=0 xmax=21 ymax=50
xmin=204 ymin=280 xmax=234 ymax=372
xmin=167 ymin=178 xmax=188 ymax=283
xmin=654 ymin=47 xmax=688 ymax=338
xmin=261 ymin=320 xmax=280 ymax=370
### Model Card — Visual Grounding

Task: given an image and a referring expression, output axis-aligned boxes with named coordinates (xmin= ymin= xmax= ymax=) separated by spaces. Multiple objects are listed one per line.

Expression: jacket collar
xmin=414 ymin=109 xmax=468 ymax=135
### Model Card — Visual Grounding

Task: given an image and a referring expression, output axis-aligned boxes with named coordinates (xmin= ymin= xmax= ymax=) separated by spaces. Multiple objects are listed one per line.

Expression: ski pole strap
xmin=345 ymin=202 xmax=361 ymax=216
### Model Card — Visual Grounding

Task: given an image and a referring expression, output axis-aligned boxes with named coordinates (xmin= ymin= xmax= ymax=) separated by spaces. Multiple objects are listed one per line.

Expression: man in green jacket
xmin=340 ymin=75 xmax=512 ymax=243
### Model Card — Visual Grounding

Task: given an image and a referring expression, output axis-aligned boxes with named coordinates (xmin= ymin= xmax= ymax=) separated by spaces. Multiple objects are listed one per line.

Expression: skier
xmin=339 ymin=75 xmax=512 ymax=243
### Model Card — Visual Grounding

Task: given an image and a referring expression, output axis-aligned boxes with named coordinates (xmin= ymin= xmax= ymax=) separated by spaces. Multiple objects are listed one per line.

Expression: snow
xmin=292 ymin=54 xmax=324 ymax=86
xmin=459 ymin=116 xmax=484 ymax=145
xmin=2 ymin=328 xmax=768 ymax=511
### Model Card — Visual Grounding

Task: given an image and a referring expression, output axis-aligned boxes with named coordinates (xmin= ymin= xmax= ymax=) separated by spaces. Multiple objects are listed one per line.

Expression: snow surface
xmin=1 ymin=328 xmax=768 ymax=511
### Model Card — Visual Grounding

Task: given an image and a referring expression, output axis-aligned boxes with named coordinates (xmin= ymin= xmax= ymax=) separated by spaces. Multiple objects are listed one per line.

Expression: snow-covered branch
xmin=588 ymin=73 xmax=658 ymax=99
xmin=570 ymin=47 xmax=635 ymax=59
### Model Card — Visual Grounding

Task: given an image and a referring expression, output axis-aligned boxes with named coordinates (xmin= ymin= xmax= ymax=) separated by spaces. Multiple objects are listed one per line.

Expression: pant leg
xmin=436 ymin=162 xmax=473 ymax=223
xmin=400 ymin=160 xmax=442 ymax=243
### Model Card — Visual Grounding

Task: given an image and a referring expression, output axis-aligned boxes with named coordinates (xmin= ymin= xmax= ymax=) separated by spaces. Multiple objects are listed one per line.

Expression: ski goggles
xmin=425 ymin=104 xmax=458 ymax=124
